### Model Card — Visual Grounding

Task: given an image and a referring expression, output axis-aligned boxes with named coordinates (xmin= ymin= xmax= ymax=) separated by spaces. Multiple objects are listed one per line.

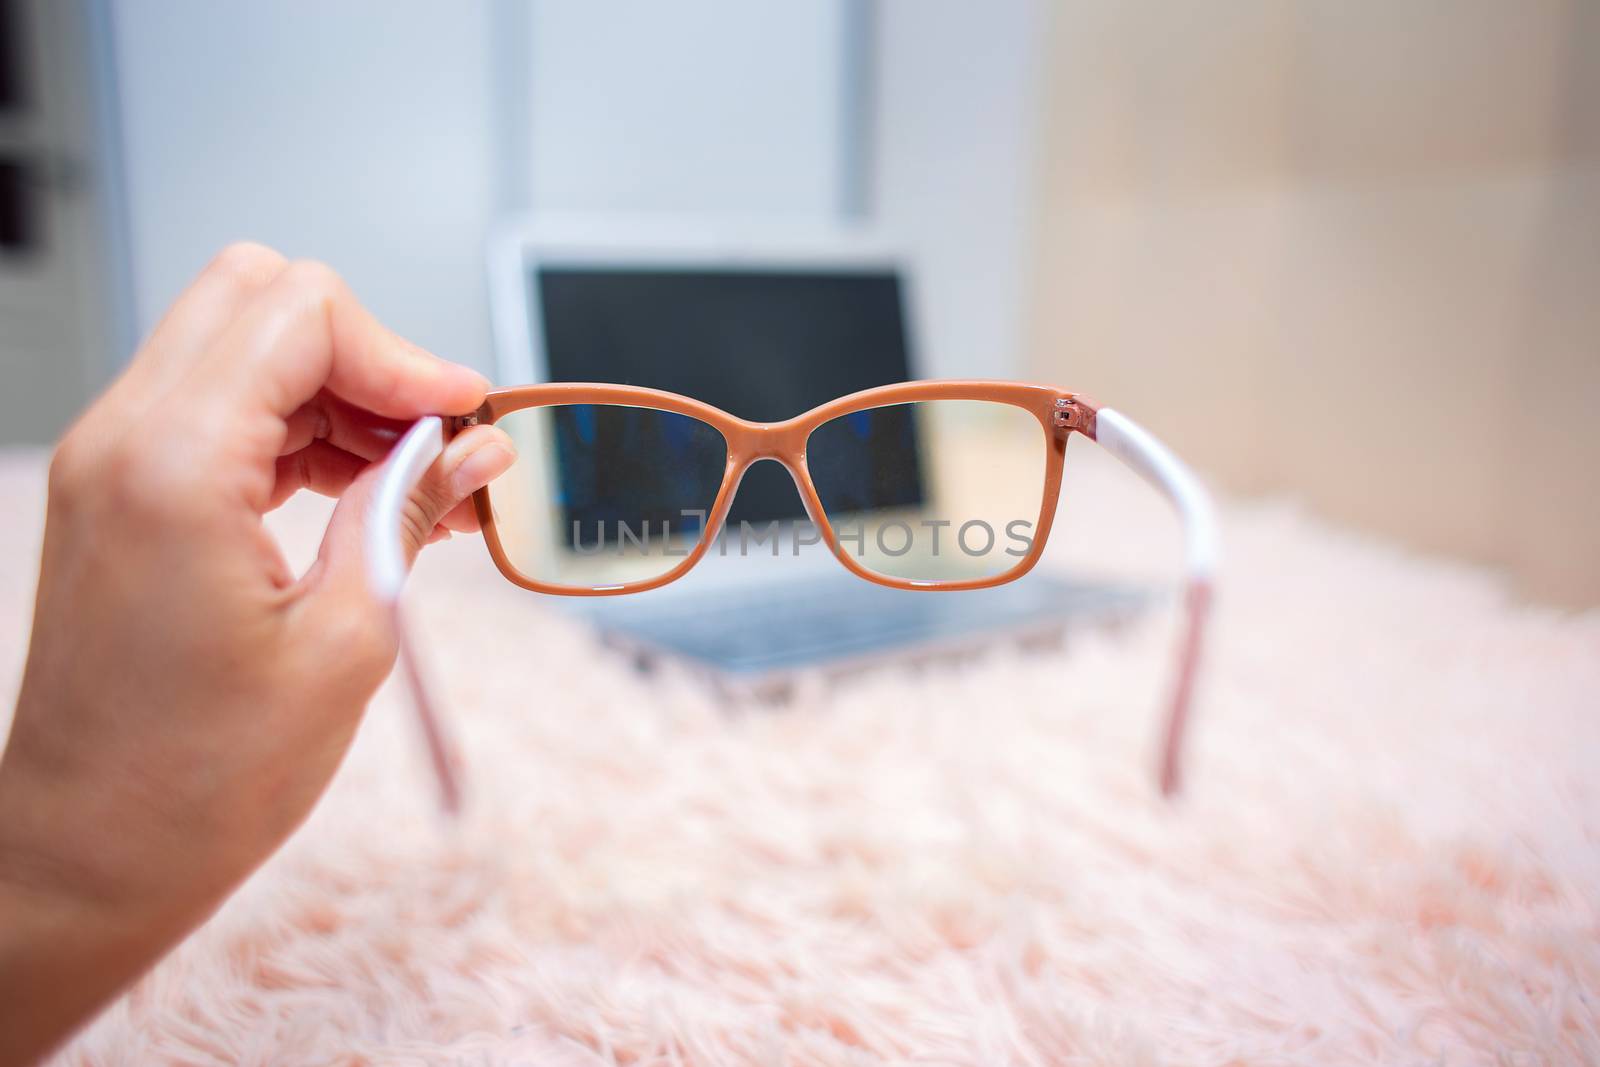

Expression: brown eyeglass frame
xmin=373 ymin=380 xmax=1217 ymax=809
xmin=460 ymin=379 xmax=1082 ymax=596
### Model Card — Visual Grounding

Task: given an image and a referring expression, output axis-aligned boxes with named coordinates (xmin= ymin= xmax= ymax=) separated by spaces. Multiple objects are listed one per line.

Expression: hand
xmin=0 ymin=243 xmax=516 ymax=1064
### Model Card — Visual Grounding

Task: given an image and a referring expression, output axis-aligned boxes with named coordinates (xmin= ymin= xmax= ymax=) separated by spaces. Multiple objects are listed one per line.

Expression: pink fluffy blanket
xmin=1 ymin=449 xmax=1595 ymax=1066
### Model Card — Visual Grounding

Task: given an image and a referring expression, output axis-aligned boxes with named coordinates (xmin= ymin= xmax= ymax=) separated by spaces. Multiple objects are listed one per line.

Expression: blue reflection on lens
xmin=807 ymin=404 xmax=925 ymax=517
xmin=551 ymin=405 xmax=726 ymax=546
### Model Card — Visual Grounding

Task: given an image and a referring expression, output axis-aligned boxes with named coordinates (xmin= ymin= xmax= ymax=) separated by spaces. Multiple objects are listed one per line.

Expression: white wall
xmin=874 ymin=0 xmax=1047 ymax=380
xmin=107 ymin=1 xmax=1047 ymax=386
xmin=526 ymin=0 xmax=847 ymax=218
xmin=111 ymin=1 xmax=499 ymax=373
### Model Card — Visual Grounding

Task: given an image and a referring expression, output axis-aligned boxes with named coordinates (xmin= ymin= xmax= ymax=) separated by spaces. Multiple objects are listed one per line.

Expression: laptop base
xmin=570 ymin=572 xmax=1148 ymax=701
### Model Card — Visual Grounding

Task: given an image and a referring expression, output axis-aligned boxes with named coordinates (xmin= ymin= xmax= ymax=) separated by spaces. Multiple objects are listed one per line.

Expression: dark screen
xmin=536 ymin=267 xmax=923 ymax=526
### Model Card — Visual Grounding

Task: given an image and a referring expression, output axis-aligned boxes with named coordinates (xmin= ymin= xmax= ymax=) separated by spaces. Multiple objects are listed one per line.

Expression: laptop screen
xmin=535 ymin=266 xmax=923 ymax=527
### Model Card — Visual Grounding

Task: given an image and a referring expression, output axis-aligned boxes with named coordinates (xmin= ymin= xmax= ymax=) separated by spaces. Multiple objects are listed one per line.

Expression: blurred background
xmin=1 ymin=0 xmax=1595 ymax=604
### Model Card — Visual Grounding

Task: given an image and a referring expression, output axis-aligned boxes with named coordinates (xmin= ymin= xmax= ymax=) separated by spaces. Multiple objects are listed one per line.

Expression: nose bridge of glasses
xmin=726 ymin=418 xmax=810 ymax=463
xmin=719 ymin=420 xmax=822 ymax=526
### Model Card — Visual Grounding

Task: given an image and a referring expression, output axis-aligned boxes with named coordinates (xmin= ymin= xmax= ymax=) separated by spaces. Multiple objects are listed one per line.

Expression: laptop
xmin=486 ymin=219 xmax=1143 ymax=692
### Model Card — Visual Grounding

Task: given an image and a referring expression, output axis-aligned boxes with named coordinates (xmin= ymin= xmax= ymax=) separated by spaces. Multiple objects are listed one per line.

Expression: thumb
xmin=299 ymin=422 xmax=516 ymax=632
xmin=295 ymin=420 xmax=513 ymax=818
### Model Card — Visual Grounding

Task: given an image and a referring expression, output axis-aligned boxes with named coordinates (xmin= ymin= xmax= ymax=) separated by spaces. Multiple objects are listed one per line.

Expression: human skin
xmin=0 ymin=243 xmax=516 ymax=1065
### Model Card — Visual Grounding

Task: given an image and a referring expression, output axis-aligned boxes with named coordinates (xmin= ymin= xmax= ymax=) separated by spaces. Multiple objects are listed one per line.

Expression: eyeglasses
xmin=368 ymin=381 xmax=1218 ymax=811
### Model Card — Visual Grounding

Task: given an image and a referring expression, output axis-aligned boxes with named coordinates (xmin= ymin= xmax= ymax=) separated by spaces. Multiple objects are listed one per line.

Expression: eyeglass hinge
xmin=455 ymin=414 xmax=480 ymax=430
xmin=1052 ymin=395 xmax=1095 ymax=435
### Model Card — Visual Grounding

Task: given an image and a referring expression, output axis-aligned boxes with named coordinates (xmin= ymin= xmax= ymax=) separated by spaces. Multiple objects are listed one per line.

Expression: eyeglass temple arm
xmin=366 ymin=415 xmax=463 ymax=815
xmin=1087 ymin=408 xmax=1220 ymax=797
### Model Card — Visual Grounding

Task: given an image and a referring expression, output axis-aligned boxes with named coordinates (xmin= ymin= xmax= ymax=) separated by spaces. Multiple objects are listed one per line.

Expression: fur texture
xmin=1 ymin=448 xmax=1595 ymax=1066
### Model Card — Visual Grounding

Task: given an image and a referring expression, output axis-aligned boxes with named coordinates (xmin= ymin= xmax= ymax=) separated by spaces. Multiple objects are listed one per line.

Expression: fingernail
xmin=450 ymin=440 xmax=515 ymax=497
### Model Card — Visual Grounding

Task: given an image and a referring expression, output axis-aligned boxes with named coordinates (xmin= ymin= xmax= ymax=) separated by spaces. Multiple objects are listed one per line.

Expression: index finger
xmin=194 ymin=259 xmax=488 ymax=425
